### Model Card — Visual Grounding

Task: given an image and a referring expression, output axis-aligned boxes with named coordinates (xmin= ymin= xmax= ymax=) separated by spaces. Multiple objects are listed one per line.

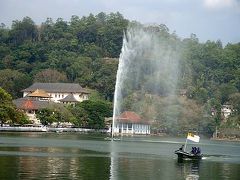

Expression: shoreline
xmin=211 ymin=137 xmax=240 ymax=142
xmin=0 ymin=126 xmax=108 ymax=133
xmin=1 ymin=127 xmax=240 ymax=142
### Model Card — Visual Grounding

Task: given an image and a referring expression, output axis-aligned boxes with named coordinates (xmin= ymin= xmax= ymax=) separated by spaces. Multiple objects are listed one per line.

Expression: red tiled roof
xmin=117 ymin=111 xmax=143 ymax=123
xmin=22 ymin=99 xmax=37 ymax=110
xmin=13 ymin=98 xmax=53 ymax=110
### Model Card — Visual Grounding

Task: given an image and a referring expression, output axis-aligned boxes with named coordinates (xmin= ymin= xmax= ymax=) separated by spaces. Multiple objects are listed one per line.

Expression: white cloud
xmin=204 ymin=0 xmax=235 ymax=9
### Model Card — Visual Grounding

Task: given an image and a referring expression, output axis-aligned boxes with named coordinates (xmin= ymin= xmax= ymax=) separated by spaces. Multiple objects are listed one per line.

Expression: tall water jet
xmin=112 ymin=24 xmax=180 ymax=137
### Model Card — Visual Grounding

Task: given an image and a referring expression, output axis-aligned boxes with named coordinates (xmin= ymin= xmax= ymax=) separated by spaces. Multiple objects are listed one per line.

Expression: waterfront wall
xmin=0 ymin=126 xmax=108 ymax=133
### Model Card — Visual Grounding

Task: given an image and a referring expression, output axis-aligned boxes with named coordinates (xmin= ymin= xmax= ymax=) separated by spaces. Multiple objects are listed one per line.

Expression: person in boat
xmin=196 ymin=147 xmax=201 ymax=155
xmin=191 ymin=147 xmax=197 ymax=154
xmin=179 ymin=145 xmax=184 ymax=151
xmin=191 ymin=147 xmax=201 ymax=155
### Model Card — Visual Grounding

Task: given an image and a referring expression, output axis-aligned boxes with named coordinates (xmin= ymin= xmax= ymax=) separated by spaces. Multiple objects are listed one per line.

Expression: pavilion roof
xmin=13 ymin=98 xmax=53 ymax=110
xmin=27 ymin=89 xmax=51 ymax=98
xmin=59 ymin=94 xmax=78 ymax=102
xmin=116 ymin=111 xmax=148 ymax=124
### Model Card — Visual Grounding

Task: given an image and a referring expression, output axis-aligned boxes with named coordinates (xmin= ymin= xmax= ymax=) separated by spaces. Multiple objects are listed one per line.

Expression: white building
xmin=13 ymin=97 xmax=52 ymax=124
xmin=221 ymin=104 xmax=232 ymax=118
xmin=113 ymin=111 xmax=150 ymax=135
xmin=13 ymin=83 xmax=90 ymax=124
xmin=22 ymin=83 xmax=89 ymax=103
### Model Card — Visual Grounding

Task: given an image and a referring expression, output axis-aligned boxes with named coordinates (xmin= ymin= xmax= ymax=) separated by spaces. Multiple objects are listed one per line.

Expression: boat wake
xmin=201 ymin=154 xmax=240 ymax=164
xmin=104 ymin=137 xmax=122 ymax=141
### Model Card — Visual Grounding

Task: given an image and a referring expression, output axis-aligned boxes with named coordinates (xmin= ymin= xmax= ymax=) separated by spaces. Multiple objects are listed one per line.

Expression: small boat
xmin=175 ymin=133 xmax=203 ymax=160
xmin=175 ymin=149 xmax=203 ymax=160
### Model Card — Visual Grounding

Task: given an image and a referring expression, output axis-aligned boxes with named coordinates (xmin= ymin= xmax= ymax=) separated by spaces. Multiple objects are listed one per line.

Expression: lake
xmin=0 ymin=132 xmax=239 ymax=179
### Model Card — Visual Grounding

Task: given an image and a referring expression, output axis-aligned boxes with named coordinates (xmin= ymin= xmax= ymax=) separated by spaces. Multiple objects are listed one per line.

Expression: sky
xmin=0 ymin=0 xmax=240 ymax=44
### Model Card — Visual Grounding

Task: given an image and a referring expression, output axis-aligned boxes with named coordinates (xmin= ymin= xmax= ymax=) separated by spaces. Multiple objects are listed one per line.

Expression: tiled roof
xmin=116 ymin=111 xmax=147 ymax=124
xmin=59 ymin=94 xmax=78 ymax=102
xmin=13 ymin=98 xmax=53 ymax=110
xmin=22 ymin=83 xmax=89 ymax=93
xmin=27 ymin=89 xmax=51 ymax=98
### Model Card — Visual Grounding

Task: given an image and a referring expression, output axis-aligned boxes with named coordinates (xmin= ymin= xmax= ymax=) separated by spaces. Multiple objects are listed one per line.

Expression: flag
xmin=187 ymin=133 xmax=200 ymax=142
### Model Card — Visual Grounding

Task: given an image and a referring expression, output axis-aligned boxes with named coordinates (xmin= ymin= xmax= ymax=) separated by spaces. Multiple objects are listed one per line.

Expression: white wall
xmin=114 ymin=122 xmax=150 ymax=135
xmin=23 ymin=91 xmax=89 ymax=103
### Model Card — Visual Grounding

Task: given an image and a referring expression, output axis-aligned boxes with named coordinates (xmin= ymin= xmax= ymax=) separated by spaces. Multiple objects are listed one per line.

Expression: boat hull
xmin=175 ymin=150 xmax=203 ymax=160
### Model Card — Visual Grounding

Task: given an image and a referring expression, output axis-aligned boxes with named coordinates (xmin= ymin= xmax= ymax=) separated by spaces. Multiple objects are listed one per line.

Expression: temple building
xmin=13 ymin=83 xmax=90 ymax=124
xmin=13 ymin=89 xmax=54 ymax=124
xmin=112 ymin=111 xmax=150 ymax=135
xmin=22 ymin=83 xmax=89 ymax=103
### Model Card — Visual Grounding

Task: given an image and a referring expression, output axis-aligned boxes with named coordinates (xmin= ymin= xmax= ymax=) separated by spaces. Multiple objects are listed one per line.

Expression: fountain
xmin=112 ymin=24 xmax=180 ymax=137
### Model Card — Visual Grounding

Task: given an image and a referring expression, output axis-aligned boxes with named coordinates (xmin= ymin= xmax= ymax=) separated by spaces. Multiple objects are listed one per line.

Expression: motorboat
xmin=175 ymin=149 xmax=203 ymax=160
xmin=175 ymin=133 xmax=203 ymax=160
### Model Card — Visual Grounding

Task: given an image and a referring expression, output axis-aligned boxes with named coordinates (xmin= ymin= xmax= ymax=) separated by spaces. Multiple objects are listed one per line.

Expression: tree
xmin=88 ymin=89 xmax=106 ymax=101
xmin=9 ymin=17 xmax=38 ymax=45
xmin=153 ymin=96 xmax=204 ymax=135
xmin=69 ymin=105 xmax=88 ymax=127
xmin=1 ymin=13 xmax=240 ymax=135
xmin=0 ymin=88 xmax=28 ymax=125
xmin=195 ymin=87 xmax=208 ymax=104
xmin=218 ymin=83 xmax=238 ymax=104
xmin=82 ymin=43 xmax=103 ymax=59
xmin=220 ymin=93 xmax=240 ymax=132
xmin=0 ymin=23 xmax=9 ymax=44
xmin=91 ymin=58 xmax=118 ymax=100
xmin=229 ymin=93 xmax=240 ymax=115
xmin=98 ymin=12 xmax=128 ymax=57
xmin=70 ymin=100 xmax=112 ymax=129
xmin=36 ymin=108 xmax=58 ymax=125
xmin=33 ymin=68 xmax=67 ymax=83
xmin=0 ymin=69 xmax=32 ymax=98
xmin=36 ymin=103 xmax=75 ymax=126
xmin=65 ymin=56 xmax=92 ymax=84
xmin=0 ymin=44 xmax=11 ymax=61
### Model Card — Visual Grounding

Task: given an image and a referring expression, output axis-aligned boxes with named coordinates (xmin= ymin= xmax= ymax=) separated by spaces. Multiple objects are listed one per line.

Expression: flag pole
xmin=184 ymin=133 xmax=188 ymax=151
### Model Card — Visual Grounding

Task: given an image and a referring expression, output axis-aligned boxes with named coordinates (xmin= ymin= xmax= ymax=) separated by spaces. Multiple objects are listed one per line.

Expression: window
xmin=128 ymin=123 xmax=132 ymax=130
xmin=123 ymin=123 xmax=127 ymax=130
xmin=128 ymin=123 xmax=132 ymax=128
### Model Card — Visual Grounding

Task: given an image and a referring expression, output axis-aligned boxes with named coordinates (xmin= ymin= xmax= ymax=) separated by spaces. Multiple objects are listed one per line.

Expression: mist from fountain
xmin=112 ymin=24 xmax=180 ymax=137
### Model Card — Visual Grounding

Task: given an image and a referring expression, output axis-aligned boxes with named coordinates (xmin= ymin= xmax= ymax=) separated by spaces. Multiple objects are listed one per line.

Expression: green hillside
xmin=0 ymin=12 xmax=239 ymax=136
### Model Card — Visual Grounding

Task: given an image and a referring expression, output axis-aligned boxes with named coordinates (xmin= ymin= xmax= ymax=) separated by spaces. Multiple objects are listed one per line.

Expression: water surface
xmin=0 ymin=132 xmax=239 ymax=179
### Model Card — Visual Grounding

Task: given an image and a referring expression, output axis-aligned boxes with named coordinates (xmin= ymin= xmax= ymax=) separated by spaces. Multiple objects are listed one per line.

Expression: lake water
xmin=0 ymin=132 xmax=239 ymax=180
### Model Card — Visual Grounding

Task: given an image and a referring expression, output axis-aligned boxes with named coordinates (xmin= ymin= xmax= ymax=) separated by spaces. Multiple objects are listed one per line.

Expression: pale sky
xmin=0 ymin=0 xmax=240 ymax=44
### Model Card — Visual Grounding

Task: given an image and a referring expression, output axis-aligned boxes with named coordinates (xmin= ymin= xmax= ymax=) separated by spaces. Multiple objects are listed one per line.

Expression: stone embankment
xmin=0 ymin=126 xmax=109 ymax=133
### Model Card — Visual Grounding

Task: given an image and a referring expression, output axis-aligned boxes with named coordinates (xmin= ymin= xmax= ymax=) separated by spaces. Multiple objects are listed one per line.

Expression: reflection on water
xmin=176 ymin=160 xmax=200 ymax=180
xmin=0 ymin=132 xmax=239 ymax=180
xmin=0 ymin=147 xmax=111 ymax=179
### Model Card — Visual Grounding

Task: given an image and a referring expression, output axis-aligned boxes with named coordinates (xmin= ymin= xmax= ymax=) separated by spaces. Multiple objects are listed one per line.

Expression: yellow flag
xmin=187 ymin=133 xmax=200 ymax=142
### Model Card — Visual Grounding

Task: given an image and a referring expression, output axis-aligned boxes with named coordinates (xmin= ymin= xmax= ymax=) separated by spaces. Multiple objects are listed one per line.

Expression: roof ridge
xmin=21 ymin=83 xmax=89 ymax=93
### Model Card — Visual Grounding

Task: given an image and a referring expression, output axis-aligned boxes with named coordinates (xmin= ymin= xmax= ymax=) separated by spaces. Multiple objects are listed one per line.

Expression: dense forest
xmin=0 ymin=12 xmax=239 ymax=136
